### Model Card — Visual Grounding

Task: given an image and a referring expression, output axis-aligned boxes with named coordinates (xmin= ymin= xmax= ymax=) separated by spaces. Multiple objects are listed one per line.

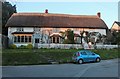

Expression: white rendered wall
xmin=8 ymin=27 xmax=34 ymax=37
xmin=41 ymin=28 xmax=107 ymax=35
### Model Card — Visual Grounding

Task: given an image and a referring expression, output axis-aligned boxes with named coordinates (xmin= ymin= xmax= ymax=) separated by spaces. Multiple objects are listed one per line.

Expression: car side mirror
xmin=92 ymin=53 xmax=95 ymax=55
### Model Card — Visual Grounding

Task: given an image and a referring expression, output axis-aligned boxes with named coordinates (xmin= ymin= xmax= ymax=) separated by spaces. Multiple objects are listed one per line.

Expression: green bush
xmin=63 ymin=39 xmax=71 ymax=44
xmin=9 ymin=44 xmax=17 ymax=49
xmin=26 ymin=44 xmax=33 ymax=49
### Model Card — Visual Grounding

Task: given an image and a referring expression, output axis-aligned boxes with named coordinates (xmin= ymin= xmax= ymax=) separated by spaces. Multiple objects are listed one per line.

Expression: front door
xmin=33 ymin=33 xmax=41 ymax=48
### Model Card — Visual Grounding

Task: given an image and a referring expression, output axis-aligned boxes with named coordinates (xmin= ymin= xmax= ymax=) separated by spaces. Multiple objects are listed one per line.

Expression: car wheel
xmin=96 ymin=58 xmax=100 ymax=62
xmin=78 ymin=59 xmax=83 ymax=64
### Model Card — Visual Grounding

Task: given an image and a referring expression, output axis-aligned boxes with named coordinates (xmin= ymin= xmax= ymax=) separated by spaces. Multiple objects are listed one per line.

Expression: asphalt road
xmin=2 ymin=59 xmax=119 ymax=77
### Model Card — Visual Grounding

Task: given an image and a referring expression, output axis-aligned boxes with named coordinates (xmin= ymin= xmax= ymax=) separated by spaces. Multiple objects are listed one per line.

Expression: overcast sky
xmin=6 ymin=0 xmax=119 ymax=29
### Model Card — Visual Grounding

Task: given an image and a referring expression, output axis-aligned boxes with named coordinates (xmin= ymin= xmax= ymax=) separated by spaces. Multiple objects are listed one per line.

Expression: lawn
xmin=2 ymin=48 xmax=119 ymax=66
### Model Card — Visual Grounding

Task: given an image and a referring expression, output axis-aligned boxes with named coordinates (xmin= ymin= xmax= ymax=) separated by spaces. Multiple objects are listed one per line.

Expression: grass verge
xmin=2 ymin=48 xmax=119 ymax=66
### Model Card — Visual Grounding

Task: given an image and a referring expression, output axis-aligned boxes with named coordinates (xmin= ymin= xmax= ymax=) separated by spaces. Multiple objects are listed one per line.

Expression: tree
xmin=83 ymin=31 xmax=90 ymax=43
xmin=59 ymin=31 xmax=66 ymax=38
xmin=80 ymin=31 xmax=104 ymax=43
xmin=63 ymin=29 xmax=74 ymax=44
xmin=2 ymin=2 xmax=17 ymax=35
xmin=111 ymin=31 xmax=120 ymax=45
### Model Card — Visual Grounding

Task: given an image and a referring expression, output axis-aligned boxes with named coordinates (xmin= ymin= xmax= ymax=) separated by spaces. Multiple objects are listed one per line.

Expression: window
xmin=86 ymin=51 xmax=93 ymax=55
xmin=57 ymin=37 xmax=59 ymax=43
xmin=13 ymin=35 xmax=32 ymax=43
xmin=21 ymin=36 xmax=24 ymax=42
xmin=18 ymin=36 xmax=20 ymax=42
xmin=14 ymin=36 xmax=17 ymax=42
xmin=53 ymin=37 xmax=55 ymax=43
xmin=17 ymin=28 xmax=24 ymax=32
xmin=81 ymin=52 xmax=87 ymax=55
xmin=28 ymin=36 xmax=31 ymax=42
xmin=35 ymin=39 xmax=39 ymax=43
xmin=25 ymin=36 xmax=28 ymax=42
xmin=51 ymin=37 xmax=60 ymax=43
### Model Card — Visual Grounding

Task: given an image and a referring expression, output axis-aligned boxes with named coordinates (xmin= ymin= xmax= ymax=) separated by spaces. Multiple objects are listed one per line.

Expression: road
xmin=2 ymin=59 xmax=119 ymax=78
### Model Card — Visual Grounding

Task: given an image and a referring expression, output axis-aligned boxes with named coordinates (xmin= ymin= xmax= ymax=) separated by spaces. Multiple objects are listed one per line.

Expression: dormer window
xmin=16 ymin=28 xmax=24 ymax=32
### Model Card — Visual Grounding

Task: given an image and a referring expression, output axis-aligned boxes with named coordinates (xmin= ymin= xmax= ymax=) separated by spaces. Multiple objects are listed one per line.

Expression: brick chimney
xmin=97 ymin=12 xmax=101 ymax=18
xmin=45 ymin=9 xmax=48 ymax=13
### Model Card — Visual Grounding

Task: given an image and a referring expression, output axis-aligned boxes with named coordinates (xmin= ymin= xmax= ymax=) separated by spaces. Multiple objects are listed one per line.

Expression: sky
xmin=6 ymin=0 xmax=119 ymax=29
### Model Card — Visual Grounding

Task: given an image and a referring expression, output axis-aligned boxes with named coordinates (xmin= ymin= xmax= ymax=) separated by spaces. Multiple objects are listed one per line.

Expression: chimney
xmin=97 ymin=12 xmax=101 ymax=18
xmin=45 ymin=9 xmax=48 ymax=13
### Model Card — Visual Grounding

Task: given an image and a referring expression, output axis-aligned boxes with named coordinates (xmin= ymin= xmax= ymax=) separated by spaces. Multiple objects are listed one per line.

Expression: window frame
xmin=13 ymin=35 xmax=32 ymax=43
xmin=81 ymin=52 xmax=87 ymax=55
xmin=35 ymin=38 xmax=39 ymax=43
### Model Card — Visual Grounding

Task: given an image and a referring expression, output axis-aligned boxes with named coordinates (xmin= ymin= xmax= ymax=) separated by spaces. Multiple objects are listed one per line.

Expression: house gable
xmin=111 ymin=21 xmax=120 ymax=31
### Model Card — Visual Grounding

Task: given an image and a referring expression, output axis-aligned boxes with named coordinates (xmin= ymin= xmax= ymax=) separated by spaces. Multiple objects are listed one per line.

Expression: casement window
xmin=14 ymin=36 xmax=17 ymax=42
xmin=25 ymin=36 xmax=28 ymax=42
xmin=35 ymin=38 xmax=39 ymax=43
xmin=21 ymin=36 xmax=24 ymax=42
xmin=57 ymin=37 xmax=59 ymax=43
xmin=14 ymin=36 xmax=32 ymax=43
xmin=18 ymin=36 xmax=20 ymax=42
xmin=51 ymin=37 xmax=60 ymax=43
xmin=28 ymin=36 xmax=31 ymax=42
xmin=53 ymin=37 xmax=55 ymax=43
xmin=16 ymin=28 xmax=24 ymax=32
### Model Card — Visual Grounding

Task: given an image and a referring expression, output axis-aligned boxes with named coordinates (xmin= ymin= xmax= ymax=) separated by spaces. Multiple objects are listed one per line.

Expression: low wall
xmin=13 ymin=43 xmax=118 ymax=49
xmin=38 ymin=44 xmax=83 ymax=49
xmin=38 ymin=44 xmax=118 ymax=49
xmin=14 ymin=43 xmax=30 ymax=47
xmin=96 ymin=45 xmax=118 ymax=49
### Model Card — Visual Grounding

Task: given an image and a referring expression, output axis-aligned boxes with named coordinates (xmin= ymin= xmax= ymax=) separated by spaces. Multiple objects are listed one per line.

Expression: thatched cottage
xmin=6 ymin=9 xmax=108 ymax=47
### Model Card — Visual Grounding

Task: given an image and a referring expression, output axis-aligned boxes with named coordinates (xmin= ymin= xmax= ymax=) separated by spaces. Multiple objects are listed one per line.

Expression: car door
xmin=80 ymin=51 xmax=89 ymax=62
xmin=87 ymin=51 xmax=96 ymax=62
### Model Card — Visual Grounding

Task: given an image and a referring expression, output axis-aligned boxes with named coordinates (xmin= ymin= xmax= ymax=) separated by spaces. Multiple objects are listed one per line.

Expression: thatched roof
xmin=6 ymin=13 xmax=108 ymax=29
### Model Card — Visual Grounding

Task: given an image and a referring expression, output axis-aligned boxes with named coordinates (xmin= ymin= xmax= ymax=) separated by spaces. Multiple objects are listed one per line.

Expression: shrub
xmin=9 ymin=44 xmax=17 ymax=49
xmin=26 ymin=44 xmax=33 ymax=49
xmin=63 ymin=39 xmax=71 ymax=44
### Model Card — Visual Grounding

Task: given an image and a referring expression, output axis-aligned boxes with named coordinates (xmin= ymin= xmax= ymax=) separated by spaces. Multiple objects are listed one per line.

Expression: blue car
xmin=72 ymin=50 xmax=101 ymax=64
